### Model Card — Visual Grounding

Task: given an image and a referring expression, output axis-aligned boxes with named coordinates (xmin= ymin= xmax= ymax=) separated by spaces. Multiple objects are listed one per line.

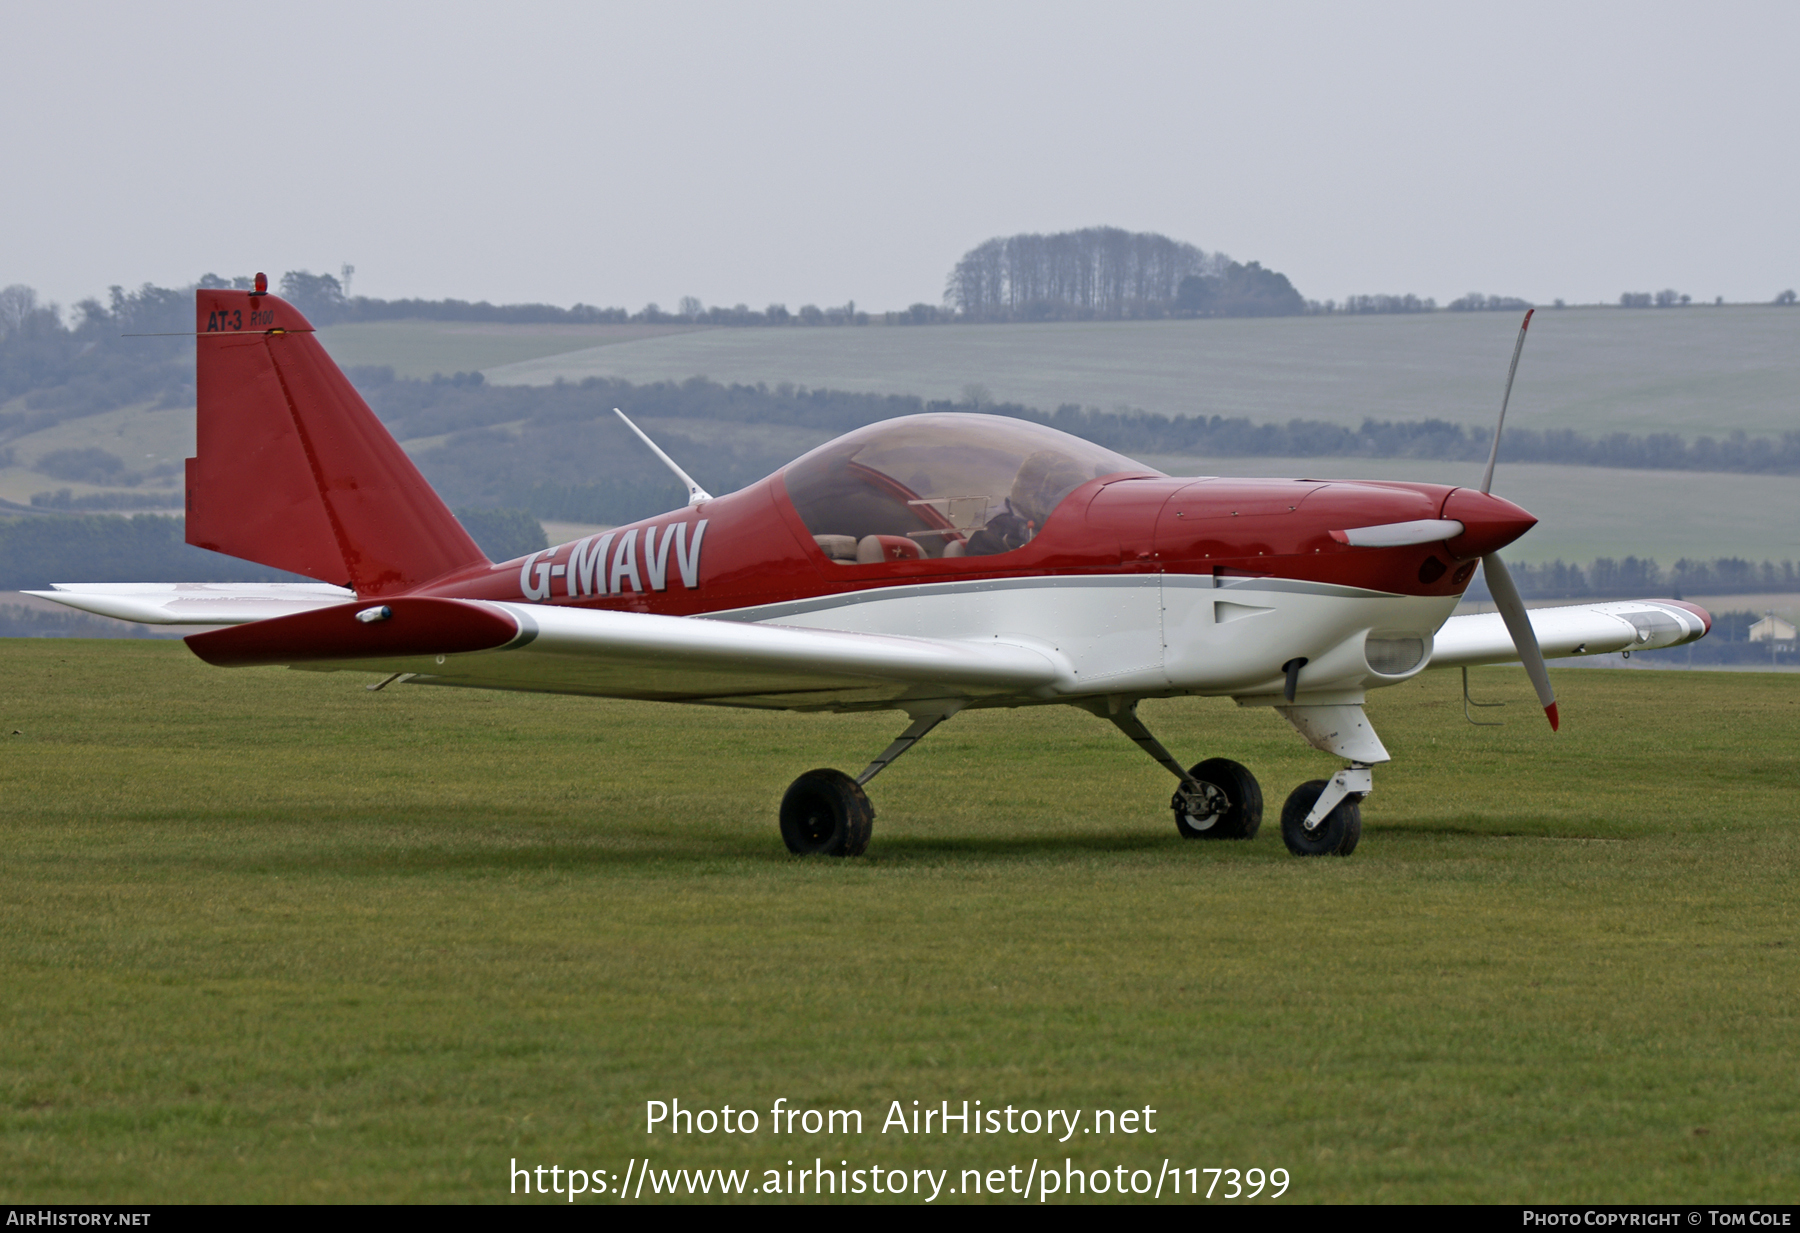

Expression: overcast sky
xmin=5 ymin=1 xmax=1796 ymax=314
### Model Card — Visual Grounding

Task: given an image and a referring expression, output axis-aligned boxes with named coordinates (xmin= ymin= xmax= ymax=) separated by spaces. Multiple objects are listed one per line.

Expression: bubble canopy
xmin=782 ymin=413 xmax=1159 ymax=562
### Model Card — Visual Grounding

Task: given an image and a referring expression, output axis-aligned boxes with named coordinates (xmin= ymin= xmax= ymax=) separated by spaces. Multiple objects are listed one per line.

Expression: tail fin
xmin=185 ymin=287 xmax=488 ymax=595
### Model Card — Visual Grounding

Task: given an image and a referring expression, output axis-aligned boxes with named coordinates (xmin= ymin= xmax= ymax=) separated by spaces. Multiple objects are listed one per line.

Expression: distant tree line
xmin=275 ymin=271 xmax=879 ymax=330
xmin=0 ymin=514 xmax=297 ymax=590
xmin=0 ymin=282 xmax=192 ymax=426
xmin=1466 ymin=555 xmax=1800 ymax=602
xmin=326 ymin=370 xmax=1800 ymax=526
xmin=31 ymin=488 xmax=183 ymax=511
xmin=1447 ymin=293 xmax=1533 ymax=312
xmin=6 ymin=271 xmax=1800 ymax=527
xmin=1618 ymin=290 xmax=1798 ymax=308
xmin=944 ymin=228 xmax=1255 ymax=320
xmin=0 ymin=270 xmax=892 ymax=452
xmin=0 ymin=601 xmax=180 ymax=639
xmin=348 ymin=369 xmax=938 ymax=523
xmin=5 ymin=267 xmax=1789 ymax=446
xmin=1174 ymin=263 xmax=1307 ymax=318
xmin=1338 ymin=294 xmax=1438 ymax=314
xmin=450 ymin=506 xmax=548 ymax=559
xmin=1312 ymin=291 xmax=1539 ymax=314
xmin=0 ymin=506 xmax=545 ymax=589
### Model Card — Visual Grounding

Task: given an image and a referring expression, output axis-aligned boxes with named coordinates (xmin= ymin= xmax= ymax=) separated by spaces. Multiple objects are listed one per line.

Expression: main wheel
xmin=1172 ymin=758 xmax=1263 ymax=839
xmin=779 ymin=769 xmax=874 ymax=856
xmin=1280 ymin=779 xmax=1362 ymax=856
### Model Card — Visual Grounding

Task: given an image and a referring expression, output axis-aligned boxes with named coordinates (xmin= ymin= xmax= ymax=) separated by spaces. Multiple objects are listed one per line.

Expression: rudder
xmin=186 ymin=286 xmax=487 ymax=595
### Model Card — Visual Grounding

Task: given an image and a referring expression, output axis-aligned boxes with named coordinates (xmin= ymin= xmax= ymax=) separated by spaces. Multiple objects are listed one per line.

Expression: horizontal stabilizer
xmin=28 ymin=582 xmax=356 ymax=626
xmin=1430 ymin=600 xmax=1710 ymax=669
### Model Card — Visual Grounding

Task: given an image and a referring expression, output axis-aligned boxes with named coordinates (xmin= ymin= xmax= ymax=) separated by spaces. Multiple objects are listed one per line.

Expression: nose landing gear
xmin=1279 ymin=766 xmax=1369 ymax=856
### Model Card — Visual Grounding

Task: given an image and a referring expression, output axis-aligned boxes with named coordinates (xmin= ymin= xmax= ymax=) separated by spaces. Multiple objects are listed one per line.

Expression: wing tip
xmin=1660 ymin=599 xmax=1713 ymax=636
xmin=1545 ymin=701 xmax=1560 ymax=732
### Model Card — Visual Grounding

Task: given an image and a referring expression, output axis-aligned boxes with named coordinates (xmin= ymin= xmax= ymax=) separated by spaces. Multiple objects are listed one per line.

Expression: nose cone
xmin=1440 ymin=488 xmax=1538 ymax=560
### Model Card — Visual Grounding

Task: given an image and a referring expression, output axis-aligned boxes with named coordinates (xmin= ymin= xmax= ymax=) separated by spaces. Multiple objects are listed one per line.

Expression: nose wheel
xmin=1172 ymin=758 xmax=1263 ymax=839
xmin=1279 ymin=774 xmax=1364 ymax=856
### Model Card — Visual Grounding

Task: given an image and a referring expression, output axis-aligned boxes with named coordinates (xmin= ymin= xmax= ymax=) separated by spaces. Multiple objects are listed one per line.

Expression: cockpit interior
xmin=782 ymin=413 xmax=1155 ymax=564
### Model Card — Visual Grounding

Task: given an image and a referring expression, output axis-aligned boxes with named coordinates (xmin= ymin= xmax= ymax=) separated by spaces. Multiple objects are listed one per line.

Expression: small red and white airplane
xmin=37 ymin=281 xmax=1710 ymax=856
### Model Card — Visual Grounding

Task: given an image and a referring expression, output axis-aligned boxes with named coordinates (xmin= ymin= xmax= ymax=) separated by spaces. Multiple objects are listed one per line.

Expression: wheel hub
xmin=1175 ymin=780 xmax=1230 ymax=830
xmin=795 ymin=803 xmax=835 ymax=845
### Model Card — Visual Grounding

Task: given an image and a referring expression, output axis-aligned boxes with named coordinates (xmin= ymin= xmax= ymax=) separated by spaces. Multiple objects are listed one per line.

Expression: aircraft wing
xmin=1429 ymin=599 xmax=1709 ymax=669
xmin=183 ymin=597 xmax=1073 ymax=711
xmin=27 ymin=583 xmax=358 ymax=625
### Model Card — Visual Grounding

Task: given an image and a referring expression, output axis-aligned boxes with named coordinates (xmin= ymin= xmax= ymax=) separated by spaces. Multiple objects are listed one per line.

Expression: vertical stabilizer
xmin=186 ymin=288 xmax=488 ymax=595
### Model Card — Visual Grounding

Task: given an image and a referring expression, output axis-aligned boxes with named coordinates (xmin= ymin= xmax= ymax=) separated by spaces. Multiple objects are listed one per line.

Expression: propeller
xmin=1476 ymin=309 xmax=1558 ymax=731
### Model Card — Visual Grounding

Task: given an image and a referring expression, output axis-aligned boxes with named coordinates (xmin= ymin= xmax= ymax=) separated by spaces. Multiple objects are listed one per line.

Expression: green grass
xmin=3 ymin=641 xmax=1797 ymax=1202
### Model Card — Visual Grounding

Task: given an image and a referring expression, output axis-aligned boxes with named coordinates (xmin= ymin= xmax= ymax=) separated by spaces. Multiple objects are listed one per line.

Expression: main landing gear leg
xmin=1086 ymin=697 xmax=1263 ymax=840
xmin=778 ymin=701 xmax=965 ymax=857
xmin=854 ymin=705 xmax=962 ymax=788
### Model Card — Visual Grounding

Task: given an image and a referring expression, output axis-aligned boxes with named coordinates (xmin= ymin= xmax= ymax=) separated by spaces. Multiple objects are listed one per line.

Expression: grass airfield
xmin=3 ymin=640 xmax=1796 ymax=1203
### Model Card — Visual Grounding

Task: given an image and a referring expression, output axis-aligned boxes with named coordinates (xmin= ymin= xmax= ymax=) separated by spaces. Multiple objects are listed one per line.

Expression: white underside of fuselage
xmin=714 ymin=572 xmax=1459 ymax=708
xmin=33 ymin=572 xmax=1460 ymax=720
xmin=374 ymin=572 xmax=1455 ymax=717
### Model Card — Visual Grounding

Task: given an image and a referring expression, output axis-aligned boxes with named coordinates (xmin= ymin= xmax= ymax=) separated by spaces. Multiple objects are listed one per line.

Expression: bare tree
xmin=0 ymin=284 xmax=39 ymax=337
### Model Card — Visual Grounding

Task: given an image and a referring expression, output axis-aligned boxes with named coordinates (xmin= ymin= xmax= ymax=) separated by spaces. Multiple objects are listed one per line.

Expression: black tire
xmin=1280 ymin=779 xmax=1362 ymax=856
xmin=779 ymin=768 xmax=874 ymax=856
xmin=1172 ymin=758 xmax=1263 ymax=840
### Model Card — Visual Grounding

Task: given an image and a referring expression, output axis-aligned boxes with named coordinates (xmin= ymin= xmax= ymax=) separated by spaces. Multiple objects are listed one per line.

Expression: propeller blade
xmin=1479 ymin=308 xmax=1535 ymax=496
xmin=1481 ymin=553 xmax=1559 ymax=730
